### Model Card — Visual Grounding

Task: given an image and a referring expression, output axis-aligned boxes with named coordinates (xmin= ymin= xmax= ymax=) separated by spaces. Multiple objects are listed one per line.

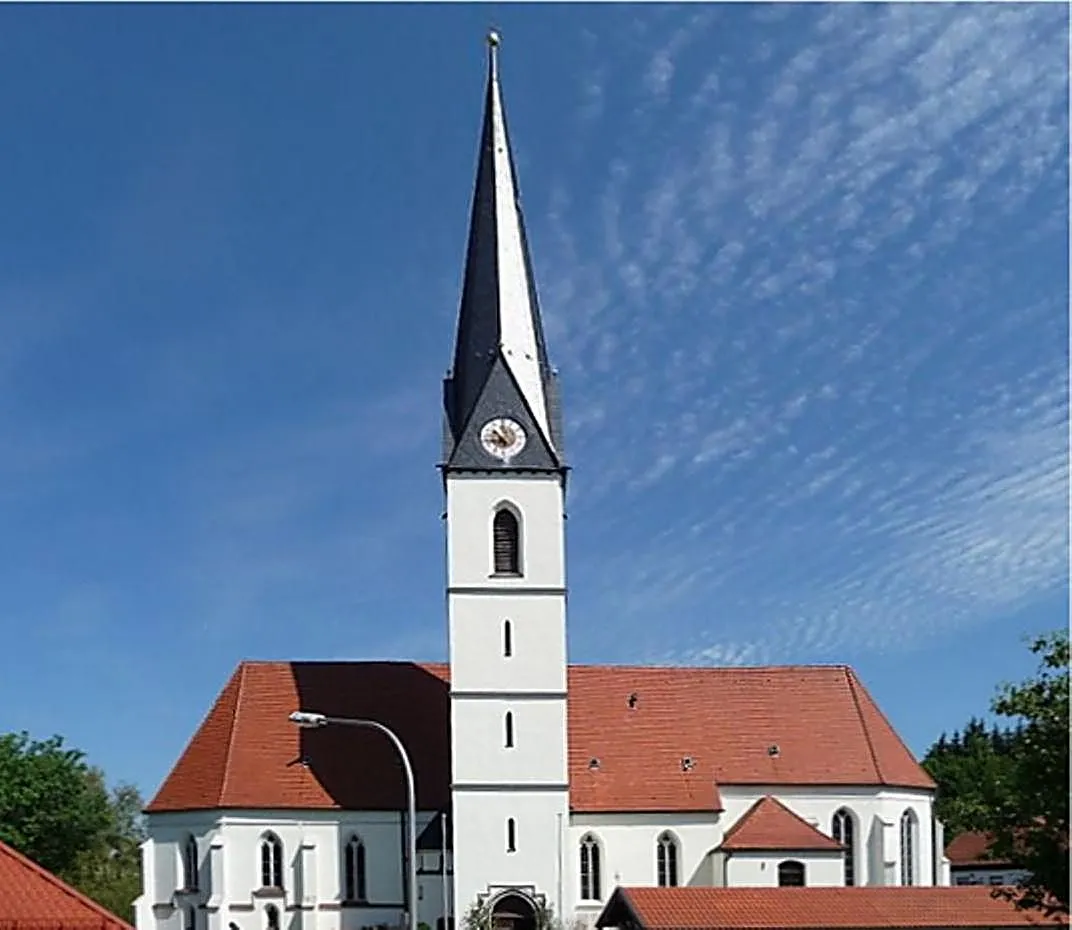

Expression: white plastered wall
xmin=137 ymin=810 xmax=445 ymax=930
xmin=446 ymin=474 xmax=569 ymax=920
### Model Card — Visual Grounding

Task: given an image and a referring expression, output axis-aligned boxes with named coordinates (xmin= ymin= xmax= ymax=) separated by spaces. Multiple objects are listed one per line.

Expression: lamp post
xmin=289 ymin=711 xmax=418 ymax=930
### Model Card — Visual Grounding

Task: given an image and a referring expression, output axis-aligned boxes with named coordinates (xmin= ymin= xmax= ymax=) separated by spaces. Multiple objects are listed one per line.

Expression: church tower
xmin=442 ymin=32 xmax=570 ymax=927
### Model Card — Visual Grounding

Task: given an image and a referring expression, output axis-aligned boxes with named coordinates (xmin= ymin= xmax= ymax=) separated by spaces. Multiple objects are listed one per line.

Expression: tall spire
xmin=442 ymin=30 xmax=564 ymax=472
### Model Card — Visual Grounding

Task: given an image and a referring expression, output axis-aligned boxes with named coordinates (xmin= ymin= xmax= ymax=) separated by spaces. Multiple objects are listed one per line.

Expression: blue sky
xmin=0 ymin=4 xmax=1067 ymax=802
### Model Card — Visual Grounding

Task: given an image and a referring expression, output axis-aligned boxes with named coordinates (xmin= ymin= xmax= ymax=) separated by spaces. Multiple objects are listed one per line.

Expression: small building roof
xmin=720 ymin=795 xmax=843 ymax=852
xmin=946 ymin=831 xmax=1014 ymax=868
xmin=0 ymin=838 xmax=134 ymax=930
xmin=596 ymin=886 xmax=1068 ymax=929
xmin=146 ymin=661 xmax=934 ymax=815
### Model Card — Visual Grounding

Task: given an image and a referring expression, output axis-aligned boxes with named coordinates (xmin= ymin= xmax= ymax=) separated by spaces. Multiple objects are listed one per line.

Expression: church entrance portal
xmin=491 ymin=892 xmax=536 ymax=930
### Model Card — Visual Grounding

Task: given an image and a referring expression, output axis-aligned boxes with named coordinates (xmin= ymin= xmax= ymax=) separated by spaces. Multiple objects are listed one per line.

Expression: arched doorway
xmin=490 ymin=892 xmax=536 ymax=930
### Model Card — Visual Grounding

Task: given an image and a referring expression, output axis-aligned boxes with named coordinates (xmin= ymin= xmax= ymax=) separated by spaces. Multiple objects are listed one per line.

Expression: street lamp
xmin=289 ymin=711 xmax=418 ymax=930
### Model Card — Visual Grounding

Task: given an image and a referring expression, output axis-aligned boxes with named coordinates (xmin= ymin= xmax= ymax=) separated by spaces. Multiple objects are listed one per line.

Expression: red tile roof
xmin=720 ymin=796 xmax=842 ymax=852
xmin=598 ymin=886 xmax=1068 ymax=929
xmin=946 ymin=832 xmax=1014 ymax=868
xmin=0 ymin=839 xmax=133 ymax=930
xmin=147 ymin=662 xmax=933 ymax=815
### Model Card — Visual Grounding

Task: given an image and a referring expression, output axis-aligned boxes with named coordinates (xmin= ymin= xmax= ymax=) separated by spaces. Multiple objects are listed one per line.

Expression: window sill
xmin=175 ymin=888 xmax=200 ymax=896
xmin=252 ymin=887 xmax=286 ymax=898
xmin=341 ymin=900 xmax=370 ymax=908
xmin=489 ymin=572 xmax=523 ymax=579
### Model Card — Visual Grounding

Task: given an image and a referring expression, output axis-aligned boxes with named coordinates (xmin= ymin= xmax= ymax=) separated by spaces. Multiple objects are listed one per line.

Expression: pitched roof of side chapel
xmin=146 ymin=660 xmax=932 ymax=814
xmin=597 ymin=886 xmax=1069 ymax=929
xmin=719 ymin=795 xmax=844 ymax=852
xmin=0 ymin=838 xmax=134 ymax=930
xmin=946 ymin=831 xmax=1017 ymax=868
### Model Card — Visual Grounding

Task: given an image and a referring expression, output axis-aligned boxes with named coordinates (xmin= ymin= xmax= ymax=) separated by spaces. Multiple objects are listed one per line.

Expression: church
xmin=134 ymin=34 xmax=956 ymax=930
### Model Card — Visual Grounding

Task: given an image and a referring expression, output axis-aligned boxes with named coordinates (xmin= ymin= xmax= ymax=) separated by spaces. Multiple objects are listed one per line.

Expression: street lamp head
xmin=289 ymin=711 xmax=328 ymax=728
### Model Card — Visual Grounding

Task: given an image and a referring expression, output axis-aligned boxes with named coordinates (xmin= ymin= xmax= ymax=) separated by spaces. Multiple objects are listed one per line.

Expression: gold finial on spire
xmin=487 ymin=28 xmax=501 ymax=48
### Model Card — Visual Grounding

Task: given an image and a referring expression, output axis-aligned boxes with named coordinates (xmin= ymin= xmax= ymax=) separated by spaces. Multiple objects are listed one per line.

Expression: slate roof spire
xmin=442 ymin=30 xmax=565 ymax=472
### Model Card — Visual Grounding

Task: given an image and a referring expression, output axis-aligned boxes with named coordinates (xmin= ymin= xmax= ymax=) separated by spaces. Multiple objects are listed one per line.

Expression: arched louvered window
xmin=503 ymin=619 xmax=513 ymax=657
xmin=580 ymin=834 xmax=602 ymax=901
xmin=183 ymin=835 xmax=199 ymax=890
xmin=778 ymin=860 xmax=806 ymax=887
xmin=344 ymin=835 xmax=367 ymax=902
xmin=265 ymin=906 xmax=280 ymax=930
xmin=260 ymin=833 xmax=284 ymax=889
xmin=900 ymin=809 xmax=917 ymax=886
xmin=506 ymin=818 xmax=517 ymax=853
xmin=832 ymin=808 xmax=856 ymax=886
xmin=656 ymin=832 xmax=679 ymax=886
xmin=504 ymin=711 xmax=514 ymax=748
xmin=492 ymin=508 xmax=521 ymax=575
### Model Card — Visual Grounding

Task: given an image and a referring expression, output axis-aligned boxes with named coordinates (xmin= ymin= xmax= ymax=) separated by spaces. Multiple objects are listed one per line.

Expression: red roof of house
xmin=146 ymin=661 xmax=933 ymax=815
xmin=0 ymin=839 xmax=133 ymax=930
xmin=598 ymin=886 xmax=1068 ymax=929
xmin=946 ymin=831 xmax=1014 ymax=868
xmin=720 ymin=796 xmax=843 ymax=852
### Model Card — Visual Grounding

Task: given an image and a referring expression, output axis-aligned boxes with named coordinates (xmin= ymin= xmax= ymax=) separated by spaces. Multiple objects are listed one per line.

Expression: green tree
xmin=67 ymin=780 xmax=147 ymax=923
xmin=987 ymin=631 xmax=1069 ymax=917
xmin=923 ymin=717 xmax=1018 ymax=837
xmin=0 ymin=732 xmax=145 ymax=922
xmin=0 ymin=732 xmax=112 ymax=877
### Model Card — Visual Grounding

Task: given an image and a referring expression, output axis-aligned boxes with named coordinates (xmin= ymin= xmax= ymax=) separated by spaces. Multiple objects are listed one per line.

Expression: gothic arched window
xmin=503 ymin=619 xmax=513 ymax=657
xmin=656 ymin=832 xmax=679 ymax=887
xmin=504 ymin=711 xmax=514 ymax=748
xmin=344 ymin=835 xmax=367 ymax=902
xmin=184 ymin=907 xmax=196 ymax=930
xmin=580 ymin=834 xmax=602 ymax=901
xmin=778 ymin=860 xmax=806 ymax=887
xmin=492 ymin=508 xmax=521 ymax=575
xmin=260 ymin=833 xmax=284 ymax=889
xmin=265 ymin=905 xmax=280 ymax=930
xmin=506 ymin=818 xmax=517 ymax=853
xmin=183 ymin=834 xmax=199 ymax=891
xmin=900 ymin=809 xmax=917 ymax=886
xmin=832 ymin=808 xmax=856 ymax=886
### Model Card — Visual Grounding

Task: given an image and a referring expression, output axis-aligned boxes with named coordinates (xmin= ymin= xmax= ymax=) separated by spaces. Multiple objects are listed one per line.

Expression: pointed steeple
xmin=442 ymin=31 xmax=565 ymax=473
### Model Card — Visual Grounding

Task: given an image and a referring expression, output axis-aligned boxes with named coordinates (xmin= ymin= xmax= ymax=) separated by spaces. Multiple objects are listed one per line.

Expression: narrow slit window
xmin=900 ymin=809 xmax=917 ymax=886
xmin=265 ymin=906 xmax=280 ymax=930
xmin=260 ymin=834 xmax=283 ymax=889
xmin=505 ymin=711 xmax=514 ymax=748
xmin=657 ymin=832 xmax=678 ymax=887
xmin=344 ymin=835 xmax=367 ymax=902
xmin=506 ymin=818 xmax=517 ymax=853
xmin=833 ymin=808 xmax=856 ymax=887
xmin=183 ymin=835 xmax=199 ymax=891
xmin=493 ymin=509 xmax=520 ymax=575
xmin=580 ymin=834 xmax=602 ymax=900
xmin=503 ymin=620 xmax=513 ymax=657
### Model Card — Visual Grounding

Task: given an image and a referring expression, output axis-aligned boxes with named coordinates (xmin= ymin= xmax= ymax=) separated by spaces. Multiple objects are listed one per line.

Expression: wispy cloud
xmin=539 ymin=4 xmax=1068 ymax=663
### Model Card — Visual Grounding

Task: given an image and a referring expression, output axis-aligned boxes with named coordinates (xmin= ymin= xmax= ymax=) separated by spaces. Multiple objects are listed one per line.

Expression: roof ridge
xmin=844 ymin=666 xmax=885 ymax=784
xmin=217 ymin=662 xmax=248 ymax=806
xmin=762 ymin=794 xmax=841 ymax=842
xmin=0 ymin=838 xmax=132 ymax=929
xmin=846 ymin=666 xmax=933 ymax=788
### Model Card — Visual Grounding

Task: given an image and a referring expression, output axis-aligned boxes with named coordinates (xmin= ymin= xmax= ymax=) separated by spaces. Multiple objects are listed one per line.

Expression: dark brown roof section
xmin=147 ymin=661 xmax=451 ymax=813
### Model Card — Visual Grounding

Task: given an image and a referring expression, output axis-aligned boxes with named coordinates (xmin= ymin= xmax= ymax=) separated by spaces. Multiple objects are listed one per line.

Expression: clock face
xmin=480 ymin=417 xmax=527 ymax=461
